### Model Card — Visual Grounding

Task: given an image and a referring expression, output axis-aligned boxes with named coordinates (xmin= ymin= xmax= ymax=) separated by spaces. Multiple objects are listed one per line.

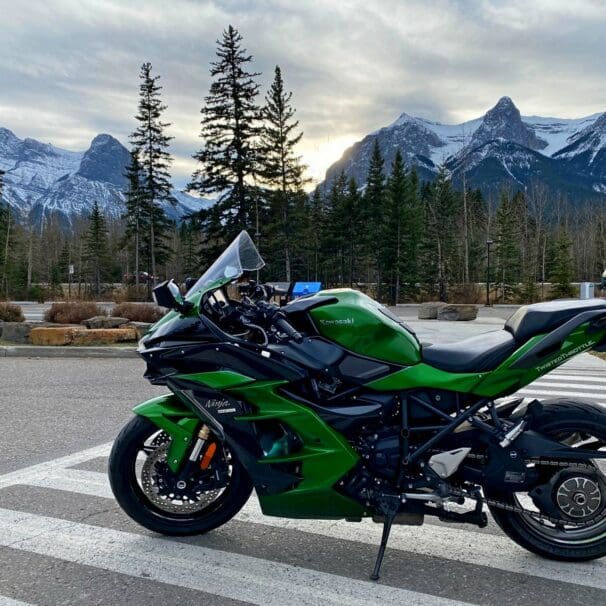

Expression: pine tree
xmin=123 ymin=150 xmax=146 ymax=293
xmin=495 ymin=191 xmax=524 ymax=301
xmin=420 ymin=167 xmax=458 ymax=301
xmin=258 ymin=65 xmax=308 ymax=281
xmin=85 ymin=201 xmax=110 ymax=296
xmin=363 ymin=140 xmax=387 ymax=298
xmin=189 ymin=25 xmax=261 ymax=239
xmin=130 ymin=62 xmax=175 ymax=290
xmin=384 ymin=151 xmax=421 ymax=304
xmin=549 ymin=227 xmax=576 ymax=299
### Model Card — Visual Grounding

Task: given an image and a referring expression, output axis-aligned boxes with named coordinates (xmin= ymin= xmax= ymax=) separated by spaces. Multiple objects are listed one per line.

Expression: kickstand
xmin=370 ymin=494 xmax=400 ymax=581
xmin=370 ymin=511 xmax=395 ymax=581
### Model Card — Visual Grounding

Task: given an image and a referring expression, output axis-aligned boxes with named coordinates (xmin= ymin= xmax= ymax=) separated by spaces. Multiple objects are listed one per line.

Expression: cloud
xmin=1 ymin=0 xmax=605 ymax=186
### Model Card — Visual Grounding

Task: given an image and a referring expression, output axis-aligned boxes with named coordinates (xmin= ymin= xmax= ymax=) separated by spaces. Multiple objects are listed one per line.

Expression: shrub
xmin=27 ymin=285 xmax=47 ymax=303
xmin=44 ymin=302 xmax=105 ymax=324
xmin=112 ymin=302 xmax=165 ymax=323
xmin=0 ymin=303 xmax=25 ymax=322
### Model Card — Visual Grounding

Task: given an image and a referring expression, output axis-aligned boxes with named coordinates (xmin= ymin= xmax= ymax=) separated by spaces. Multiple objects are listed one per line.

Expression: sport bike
xmin=109 ymin=231 xmax=606 ymax=579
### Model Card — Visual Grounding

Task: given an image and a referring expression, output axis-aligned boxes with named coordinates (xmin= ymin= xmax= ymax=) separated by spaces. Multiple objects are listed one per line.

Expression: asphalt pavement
xmin=1 ymin=321 xmax=606 ymax=604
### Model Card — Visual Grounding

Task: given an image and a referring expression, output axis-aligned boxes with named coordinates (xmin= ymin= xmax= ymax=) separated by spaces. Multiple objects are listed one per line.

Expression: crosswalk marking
xmin=4 ymin=459 xmax=606 ymax=590
xmin=1 ymin=366 xmax=605 ymax=604
xmin=0 ymin=508 xmax=470 ymax=606
xmin=0 ymin=598 xmax=36 ymax=606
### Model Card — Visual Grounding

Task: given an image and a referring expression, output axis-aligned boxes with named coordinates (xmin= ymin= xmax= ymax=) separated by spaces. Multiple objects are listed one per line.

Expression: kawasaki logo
xmin=319 ymin=318 xmax=355 ymax=326
xmin=536 ymin=339 xmax=599 ymax=373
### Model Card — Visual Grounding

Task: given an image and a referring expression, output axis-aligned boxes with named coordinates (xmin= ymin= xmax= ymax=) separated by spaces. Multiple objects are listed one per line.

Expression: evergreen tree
xmin=189 ymin=25 xmax=261 ymax=238
xmin=85 ymin=201 xmax=110 ymax=296
xmin=123 ymin=150 xmax=146 ymax=293
xmin=495 ymin=191 xmax=524 ymax=301
xmin=363 ymin=140 xmax=387 ymax=298
xmin=549 ymin=227 xmax=576 ymax=299
xmin=130 ymin=62 xmax=175 ymax=289
xmin=420 ymin=167 xmax=459 ymax=301
xmin=384 ymin=151 xmax=421 ymax=304
xmin=258 ymin=65 xmax=308 ymax=281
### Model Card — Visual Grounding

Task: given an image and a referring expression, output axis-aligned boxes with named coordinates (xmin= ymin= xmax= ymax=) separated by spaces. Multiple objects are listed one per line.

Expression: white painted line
xmin=0 ymin=443 xmax=112 ymax=489
xmin=528 ymin=381 xmax=606 ymax=391
xmin=0 ymin=598 xmax=36 ymax=606
xmin=24 ymin=469 xmax=113 ymax=499
xmin=517 ymin=388 xmax=606 ymax=400
xmin=235 ymin=499 xmax=606 ymax=590
xmin=16 ymin=465 xmax=604 ymax=590
xmin=539 ymin=375 xmax=606 ymax=384
xmin=0 ymin=509 xmax=470 ymax=606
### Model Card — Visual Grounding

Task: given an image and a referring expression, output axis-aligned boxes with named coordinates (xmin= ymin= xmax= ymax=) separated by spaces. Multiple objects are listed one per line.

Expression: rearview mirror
xmin=152 ymin=279 xmax=192 ymax=313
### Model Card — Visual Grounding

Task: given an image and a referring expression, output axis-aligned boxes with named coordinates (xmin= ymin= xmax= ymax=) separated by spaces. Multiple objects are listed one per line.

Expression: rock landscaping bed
xmin=418 ymin=302 xmax=478 ymax=321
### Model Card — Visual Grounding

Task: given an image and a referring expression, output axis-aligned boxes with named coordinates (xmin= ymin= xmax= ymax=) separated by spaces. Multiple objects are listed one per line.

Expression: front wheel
xmin=109 ymin=415 xmax=253 ymax=535
xmin=487 ymin=400 xmax=606 ymax=561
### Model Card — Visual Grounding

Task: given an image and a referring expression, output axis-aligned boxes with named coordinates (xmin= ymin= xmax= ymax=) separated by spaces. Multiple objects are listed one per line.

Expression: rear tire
xmin=109 ymin=415 xmax=253 ymax=536
xmin=487 ymin=399 xmax=606 ymax=561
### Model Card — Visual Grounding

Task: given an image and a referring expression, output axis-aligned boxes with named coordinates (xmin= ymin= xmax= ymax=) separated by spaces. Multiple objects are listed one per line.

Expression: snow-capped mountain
xmin=321 ymin=97 xmax=606 ymax=200
xmin=0 ymin=127 xmax=210 ymax=227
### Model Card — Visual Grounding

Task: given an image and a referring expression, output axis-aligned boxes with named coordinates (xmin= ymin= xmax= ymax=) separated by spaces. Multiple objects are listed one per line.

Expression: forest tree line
xmin=1 ymin=26 xmax=605 ymax=305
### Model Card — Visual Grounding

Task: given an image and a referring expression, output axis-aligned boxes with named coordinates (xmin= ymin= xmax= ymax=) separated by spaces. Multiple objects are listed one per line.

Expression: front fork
xmin=133 ymin=394 xmax=215 ymax=473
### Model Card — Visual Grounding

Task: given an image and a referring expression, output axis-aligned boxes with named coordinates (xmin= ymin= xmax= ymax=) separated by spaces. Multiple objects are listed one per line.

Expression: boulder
xmin=82 ymin=316 xmax=129 ymax=329
xmin=71 ymin=328 xmax=138 ymax=345
xmin=124 ymin=321 xmax=152 ymax=339
xmin=2 ymin=321 xmax=38 ymax=344
xmin=418 ymin=302 xmax=447 ymax=320
xmin=30 ymin=327 xmax=138 ymax=346
xmin=30 ymin=327 xmax=85 ymax=346
xmin=437 ymin=304 xmax=478 ymax=321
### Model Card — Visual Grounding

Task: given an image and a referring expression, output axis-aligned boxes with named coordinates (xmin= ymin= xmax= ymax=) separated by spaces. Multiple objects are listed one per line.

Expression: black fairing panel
xmin=142 ymin=342 xmax=306 ymax=384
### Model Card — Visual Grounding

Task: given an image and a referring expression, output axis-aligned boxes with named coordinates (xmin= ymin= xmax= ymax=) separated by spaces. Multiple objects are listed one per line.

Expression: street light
xmin=486 ymin=240 xmax=493 ymax=306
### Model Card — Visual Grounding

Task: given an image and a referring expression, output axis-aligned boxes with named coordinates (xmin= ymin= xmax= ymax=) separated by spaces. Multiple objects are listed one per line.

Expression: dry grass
xmin=111 ymin=303 xmax=165 ymax=323
xmin=44 ymin=302 xmax=105 ymax=324
xmin=0 ymin=302 xmax=25 ymax=322
xmin=591 ymin=351 xmax=606 ymax=361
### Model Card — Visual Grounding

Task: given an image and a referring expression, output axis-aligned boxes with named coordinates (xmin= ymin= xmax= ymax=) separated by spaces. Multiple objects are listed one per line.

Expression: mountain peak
xmin=76 ymin=134 xmax=130 ymax=187
xmin=466 ymin=96 xmax=546 ymax=152
xmin=494 ymin=96 xmax=516 ymax=110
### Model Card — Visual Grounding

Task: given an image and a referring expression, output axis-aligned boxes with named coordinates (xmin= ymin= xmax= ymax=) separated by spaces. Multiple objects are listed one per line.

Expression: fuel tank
xmin=305 ymin=289 xmax=421 ymax=365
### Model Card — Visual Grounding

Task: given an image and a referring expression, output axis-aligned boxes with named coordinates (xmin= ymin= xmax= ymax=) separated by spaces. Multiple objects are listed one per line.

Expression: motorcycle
xmin=109 ymin=231 xmax=606 ymax=579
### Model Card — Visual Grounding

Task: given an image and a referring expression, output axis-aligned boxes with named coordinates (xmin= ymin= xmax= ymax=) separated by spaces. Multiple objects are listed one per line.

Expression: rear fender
xmin=133 ymin=394 xmax=200 ymax=473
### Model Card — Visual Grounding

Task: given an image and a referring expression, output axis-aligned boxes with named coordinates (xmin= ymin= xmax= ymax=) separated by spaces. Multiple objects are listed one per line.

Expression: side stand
xmin=370 ymin=494 xmax=399 ymax=581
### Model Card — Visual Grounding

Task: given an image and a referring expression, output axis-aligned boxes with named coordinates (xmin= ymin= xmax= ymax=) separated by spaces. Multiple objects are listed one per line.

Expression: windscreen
xmin=187 ymin=230 xmax=265 ymax=295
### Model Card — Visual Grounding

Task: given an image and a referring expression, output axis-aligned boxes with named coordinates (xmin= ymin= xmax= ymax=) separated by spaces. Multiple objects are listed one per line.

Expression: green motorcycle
xmin=109 ymin=231 xmax=606 ymax=579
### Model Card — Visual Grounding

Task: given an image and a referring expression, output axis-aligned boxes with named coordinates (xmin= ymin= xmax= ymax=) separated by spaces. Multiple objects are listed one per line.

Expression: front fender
xmin=133 ymin=394 xmax=200 ymax=473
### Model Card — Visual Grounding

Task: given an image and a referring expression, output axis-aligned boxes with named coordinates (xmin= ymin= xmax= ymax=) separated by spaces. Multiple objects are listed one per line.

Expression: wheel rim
xmin=133 ymin=429 xmax=232 ymax=518
xmin=514 ymin=427 xmax=606 ymax=545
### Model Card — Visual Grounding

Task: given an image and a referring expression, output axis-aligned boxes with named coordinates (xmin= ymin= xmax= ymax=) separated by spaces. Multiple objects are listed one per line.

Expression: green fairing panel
xmin=226 ymin=379 xmax=366 ymax=519
xmin=133 ymin=395 xmax=199 ymax=473
xmin=309 ymin=289 xmax=422 ymax=365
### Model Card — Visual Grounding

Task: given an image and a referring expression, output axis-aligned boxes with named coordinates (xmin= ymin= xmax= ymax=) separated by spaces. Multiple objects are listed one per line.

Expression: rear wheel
xmin=487 ymin=400 xmax=606 ymax=561
xmin=109 ymin=415 xmax=253 ymax=535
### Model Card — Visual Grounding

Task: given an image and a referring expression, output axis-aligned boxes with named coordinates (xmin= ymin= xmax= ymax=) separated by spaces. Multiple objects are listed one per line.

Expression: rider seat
xmin=422 ymin=298 xmax=606 ymax=373
xmin=422 ymin=330 xmax=517 ymax=373
xmin=503 ymin=298 xmax=606 ymax=343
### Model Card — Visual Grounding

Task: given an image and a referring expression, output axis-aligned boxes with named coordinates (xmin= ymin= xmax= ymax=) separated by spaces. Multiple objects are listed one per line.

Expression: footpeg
xmin=500 ymin=420 xmax=526 ymax=448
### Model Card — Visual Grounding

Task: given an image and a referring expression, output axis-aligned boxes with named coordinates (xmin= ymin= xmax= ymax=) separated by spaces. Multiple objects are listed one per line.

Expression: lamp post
xmin=485 ymin=240 xmax=493 ymax=306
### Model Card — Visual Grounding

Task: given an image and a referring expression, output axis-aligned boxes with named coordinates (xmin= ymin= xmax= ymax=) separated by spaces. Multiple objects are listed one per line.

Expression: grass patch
xmin=591 ymin=351 xmax=606 ymax=361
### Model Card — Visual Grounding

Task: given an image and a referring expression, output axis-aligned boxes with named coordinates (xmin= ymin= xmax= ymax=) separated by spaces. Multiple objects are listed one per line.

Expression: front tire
xmin=109 ymin=415 xmax=253 ymax=535
xmin=487 ymin=399 xmax=606 ymax=561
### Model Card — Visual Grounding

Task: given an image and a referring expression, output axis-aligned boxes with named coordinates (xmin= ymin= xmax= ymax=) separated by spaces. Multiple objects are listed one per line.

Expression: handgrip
xmin=273 ymin=315 xmax=303 ymax=343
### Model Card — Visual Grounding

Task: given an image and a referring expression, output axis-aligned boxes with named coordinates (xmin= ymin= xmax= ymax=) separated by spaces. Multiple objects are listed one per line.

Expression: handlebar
xmin=273 ymin=313 xmax=304 ymax=343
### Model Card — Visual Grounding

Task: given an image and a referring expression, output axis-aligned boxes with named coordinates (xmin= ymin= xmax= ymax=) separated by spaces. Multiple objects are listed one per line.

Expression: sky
xmin=1 ymin=0 xmax=606 ymax=189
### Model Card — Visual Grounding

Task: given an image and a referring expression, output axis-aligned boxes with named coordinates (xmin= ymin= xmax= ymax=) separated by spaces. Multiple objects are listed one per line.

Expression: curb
xmin=0 ymin=346 xmax=138 ymax=359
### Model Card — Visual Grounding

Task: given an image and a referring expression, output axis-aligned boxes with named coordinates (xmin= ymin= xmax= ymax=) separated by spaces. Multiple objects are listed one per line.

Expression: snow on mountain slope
xmin=0 ymin=127 xmax=210 ymax=227
xmin=320 ymin=97 xmax=606 ymax=201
